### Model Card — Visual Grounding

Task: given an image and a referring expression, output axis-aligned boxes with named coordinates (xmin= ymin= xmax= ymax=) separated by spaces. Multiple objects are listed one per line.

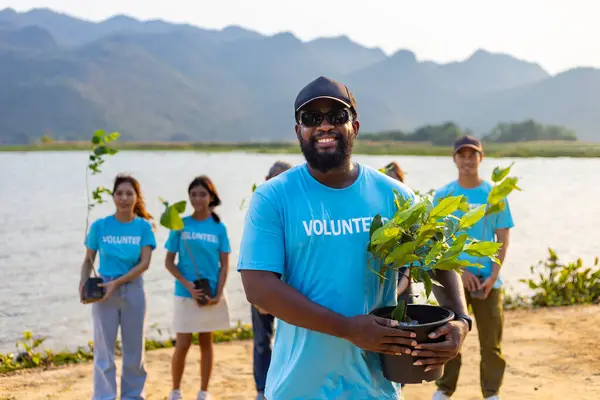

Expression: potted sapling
xmin=159 ymin=197 xmax=213 ymax=305
xmin=367 ymin=163 xmax=520 ymax=384
xmin=81 ymin=130 xmax=120 ymax=304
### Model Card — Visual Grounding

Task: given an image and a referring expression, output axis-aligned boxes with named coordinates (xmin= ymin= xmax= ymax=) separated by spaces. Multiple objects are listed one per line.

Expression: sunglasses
xmin=298 ymin=108 xmax=352 ymax=127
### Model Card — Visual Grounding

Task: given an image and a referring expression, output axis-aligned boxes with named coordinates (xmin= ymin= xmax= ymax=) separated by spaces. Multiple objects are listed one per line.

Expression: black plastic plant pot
xmin=370 ymin=304 xmax=455 ymax=384
xmin=194 ymin=278 xmax=213 ymax=306
xmin=82 ymin=277 xmax=105 ymax=304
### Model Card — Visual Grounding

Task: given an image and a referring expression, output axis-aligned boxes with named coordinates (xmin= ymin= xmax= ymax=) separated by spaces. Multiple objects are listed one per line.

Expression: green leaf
xmin=414 ymin=228 xmax=436 ymax=247
xmin=488 ymin=177 xmax=521 ymax=205
xmin=420 ymin=269 xmax=433 ymax=298
xmin=425 ymin=242 xmax=443 ymax=265
xmin=392 ymin=188 xmax=413 ymax=210
xmin=459 ymin=204 xmax=486 ymax=230
xmin=370 ymin=221 xmax=400 ymax=246
xmin=457 ymin=196 xmax=470 ymax=212
xmin=491 ymin=162 xmax=514 ymax=183
xmin=172 ymin=200 xmax=187 ymax=213
xmin=385 ymin=242 xmax=417 ymax=264
xmin=430 ymin=278 xmax=443 ymax=287
xmin=485 ymin=201 xmax=505 ymax=216
xmin=391 ymin=300 xmax=406 ymax=322
xmin=23 ymin=331 xmax=32 ymax=341
xmin=251 ymin=183 xmax=258 ymax=193
xmin=370 ymin=214 xmax=383 ymax=239
xmin=464 ymin=241 xmax=503 ymax=257
xmin=429 ymin=195 xmax=463 ymax=220
xmin=442 ymin=216 xmax=459 ymax=241
xmin=394 ymin=202 xmax=427 ymax=228
xmin=91 ymin=130 xmax=104 ymax=145
xmin=160 ymin=205 xmax=185 ymax=231
xmin=442 ymin=233 xmax=469 ymax=260
xmin=93 ymin=145 xmax=108 ymax=156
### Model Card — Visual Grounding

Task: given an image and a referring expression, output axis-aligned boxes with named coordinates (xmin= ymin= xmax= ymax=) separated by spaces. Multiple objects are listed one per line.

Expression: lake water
xmin=0 ymin=151 xmax=598 ymax=353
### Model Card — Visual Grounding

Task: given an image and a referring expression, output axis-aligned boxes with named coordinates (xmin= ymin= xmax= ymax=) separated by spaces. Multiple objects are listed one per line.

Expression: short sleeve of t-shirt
xmin=165 ymin=229 xmax=181 ymax=254
xmin=141 ymin=220 xmax=157 ymax=249
xmin=237 ymin=190 xmax=285 ymax=275
xmin=496 ymin=199 xmax=515 ymax=230
xmin=219 ymin=224 xmax=231 ymax=253
xmin=85 ymin=220 xmax=100 ymax=251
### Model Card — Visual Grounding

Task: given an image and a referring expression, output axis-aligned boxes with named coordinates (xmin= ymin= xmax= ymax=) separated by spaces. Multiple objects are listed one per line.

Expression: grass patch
xmin=0 ymin=322 xmax=252 ymax=375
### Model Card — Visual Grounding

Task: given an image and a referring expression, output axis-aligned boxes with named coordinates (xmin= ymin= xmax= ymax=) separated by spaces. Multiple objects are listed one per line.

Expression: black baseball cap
xmin=453 ymin=135 xmax=483 ymax=155
xmin=294 ymin=76 xmax=357 ymax=116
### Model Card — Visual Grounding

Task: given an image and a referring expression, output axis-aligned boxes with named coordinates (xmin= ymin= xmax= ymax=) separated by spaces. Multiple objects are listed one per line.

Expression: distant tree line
xmin=361 ymin=119 xmax=578 ymax=145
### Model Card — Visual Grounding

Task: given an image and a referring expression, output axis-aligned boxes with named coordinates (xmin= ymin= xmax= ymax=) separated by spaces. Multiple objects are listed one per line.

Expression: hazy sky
xmin=2 ymin=0 xmax=598 ymax=75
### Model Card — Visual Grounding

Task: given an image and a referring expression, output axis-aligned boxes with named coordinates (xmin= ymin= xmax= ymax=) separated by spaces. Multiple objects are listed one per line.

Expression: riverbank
xmin=2 ymin=139 xmax=600 ymax=157
xmin=1 ymin=305 xmax=598 ymax=400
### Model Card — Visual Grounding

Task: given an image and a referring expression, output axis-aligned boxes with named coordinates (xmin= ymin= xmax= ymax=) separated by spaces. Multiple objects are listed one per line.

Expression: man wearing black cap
xmin=431 ymin=136 xmax=514 ymax=400
xmin=238 ymin=76 xmax=471 ymax=400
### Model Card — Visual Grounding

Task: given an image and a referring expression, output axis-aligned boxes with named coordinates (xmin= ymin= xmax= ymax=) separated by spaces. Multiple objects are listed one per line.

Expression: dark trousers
xmin=251 ymin=305 xmax=275 ymax=392
xmin=436 ymin=288 xmax=506 ymax=398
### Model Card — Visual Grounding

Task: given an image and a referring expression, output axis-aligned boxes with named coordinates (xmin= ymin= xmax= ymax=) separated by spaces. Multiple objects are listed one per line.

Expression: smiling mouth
xmin=317 ymin=136 xmax=337 ymax=144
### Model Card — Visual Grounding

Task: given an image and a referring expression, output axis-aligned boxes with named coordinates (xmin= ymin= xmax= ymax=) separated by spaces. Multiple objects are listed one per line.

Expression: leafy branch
xmin=84 ymin=130 xmax=120 ymax=239
xmin=368 ymin=163 xmax=521 ymax=324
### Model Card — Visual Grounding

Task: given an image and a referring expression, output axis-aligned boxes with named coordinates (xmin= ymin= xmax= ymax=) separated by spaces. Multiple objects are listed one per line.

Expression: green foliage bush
xmin=0 ymin=323 xmax=253 ymax=374
xmin=520 ymin=248 xmax=600 ymax=307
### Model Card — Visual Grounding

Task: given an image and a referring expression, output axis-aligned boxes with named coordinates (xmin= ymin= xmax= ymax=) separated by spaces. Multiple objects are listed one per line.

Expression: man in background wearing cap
xmin=431 ymin=136 xmax=514 ymax=400
xmin=251 ymin=160 xmax=293 ymax=400
xmin=238 ymin=76 xmax=471 ymax=400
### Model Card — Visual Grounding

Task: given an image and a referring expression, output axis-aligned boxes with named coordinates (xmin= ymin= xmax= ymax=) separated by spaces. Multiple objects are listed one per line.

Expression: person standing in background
xmin=165 ymin=175 xmax=232 ymax=400
xmin=79 ymin=174 xmax=156 ymax=400
xmin=383 ymin=161 xmax=405 ymax=183
xmin=432 ymin=136 xmax=514 ymax=400
xmin=252 ymin=160 xmax=293 ymax=400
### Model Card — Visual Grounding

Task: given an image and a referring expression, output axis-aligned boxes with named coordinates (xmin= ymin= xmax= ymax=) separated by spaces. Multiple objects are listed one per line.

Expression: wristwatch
xmin=454 ymin=314 xmax=473 ymax=332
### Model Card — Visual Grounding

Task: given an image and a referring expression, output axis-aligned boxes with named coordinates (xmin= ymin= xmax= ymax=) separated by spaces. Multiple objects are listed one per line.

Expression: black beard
xmin=299 ymin=131 xmax=354 ymax=173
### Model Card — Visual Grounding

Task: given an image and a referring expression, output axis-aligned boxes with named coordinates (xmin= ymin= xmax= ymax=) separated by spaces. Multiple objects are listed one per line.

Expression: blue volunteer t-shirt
xmin=85 ymin=215 xmax=156 ymax=277
xmin=165 ymin=215 xmax=231 ymax=298
xmin=433 ymin=180 xmax=514 ymax=288
xmin=237 ymin=163 xmax=415 ymax=400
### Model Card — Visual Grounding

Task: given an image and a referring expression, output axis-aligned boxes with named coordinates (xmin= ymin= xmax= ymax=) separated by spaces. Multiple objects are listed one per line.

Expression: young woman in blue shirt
xmin=164 ymin=175 xmax=231 ymax=400
xmin=79 ymin=174 xmax=157 ymax=400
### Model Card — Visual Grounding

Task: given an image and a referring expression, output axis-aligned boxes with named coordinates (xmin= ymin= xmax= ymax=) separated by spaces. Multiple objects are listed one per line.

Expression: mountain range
xmin=0 ymin=7 xmax=599 ymax=144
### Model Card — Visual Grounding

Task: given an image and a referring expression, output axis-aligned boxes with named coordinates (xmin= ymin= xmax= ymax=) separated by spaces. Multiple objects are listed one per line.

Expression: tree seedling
xmin=368 ymin=163 xmax=521 ymax=324
xmin=158 ymin=197 xmax=212 ymax=305
xmin=81 ymin=130 xmax=120 ymax=304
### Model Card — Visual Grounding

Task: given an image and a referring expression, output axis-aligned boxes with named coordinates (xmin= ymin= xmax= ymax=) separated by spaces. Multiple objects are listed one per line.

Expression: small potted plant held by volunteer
xmin=158 ymin=197 xmax=213 ymax=305
xmin=367 ymin=163 xmax=520 ymax=384
xmin=80 ymin=130 xmax=120 ymax=303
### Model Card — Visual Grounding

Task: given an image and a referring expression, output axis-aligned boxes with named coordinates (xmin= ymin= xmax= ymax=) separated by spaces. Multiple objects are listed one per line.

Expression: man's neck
xmin=457 ymin=174 xmax=483 ymax=189
xmin=307 ymin=160 xmax=358 ymax=189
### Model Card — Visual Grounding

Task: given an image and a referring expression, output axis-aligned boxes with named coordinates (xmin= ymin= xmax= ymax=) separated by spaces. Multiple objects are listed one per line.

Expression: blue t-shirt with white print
xmin=165 ymin=216 xmax=231 ymax=298
xmin=85 ymin=215 xmax=156 ymax=277
xmin=237 ymin=163 xmax=415 ymax=400
xmin=433 ymin=180 xmax=514 ymax=288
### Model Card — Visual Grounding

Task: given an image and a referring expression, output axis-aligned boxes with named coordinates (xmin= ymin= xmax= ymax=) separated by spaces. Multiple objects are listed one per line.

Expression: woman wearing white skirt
xmin=164 ymin=175 xmax=232 ymax=400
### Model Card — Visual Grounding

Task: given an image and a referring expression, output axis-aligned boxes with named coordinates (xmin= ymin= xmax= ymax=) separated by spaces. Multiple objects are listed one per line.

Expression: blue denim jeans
xmin=92 ymin=276 xmax=147 ymax=400
xmin=251 ymin=305 xmax=274 ymax=392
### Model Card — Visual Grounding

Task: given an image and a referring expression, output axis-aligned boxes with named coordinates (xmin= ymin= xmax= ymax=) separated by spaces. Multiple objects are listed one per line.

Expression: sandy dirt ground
xmin=1 ymin=305 xmax=599 ymax=400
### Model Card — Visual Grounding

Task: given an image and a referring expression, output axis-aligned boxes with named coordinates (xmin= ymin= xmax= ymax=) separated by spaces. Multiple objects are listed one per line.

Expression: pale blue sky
xmin=1 ymin=0 xmax=598 ymax=75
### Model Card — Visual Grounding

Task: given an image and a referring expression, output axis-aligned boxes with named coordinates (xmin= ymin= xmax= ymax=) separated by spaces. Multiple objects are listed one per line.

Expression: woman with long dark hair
xmin=165 ymin=175 xmax=231 ymax=400
xmin=79 ymin=174 xmax=156 ymax=400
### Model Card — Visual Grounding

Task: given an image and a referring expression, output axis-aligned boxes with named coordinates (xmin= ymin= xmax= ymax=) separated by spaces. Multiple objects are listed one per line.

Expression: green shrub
xmin=0 ymin=322 xmax=253 ymax=374
xmin=520 ymin=248 xmax=600 ymax=307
